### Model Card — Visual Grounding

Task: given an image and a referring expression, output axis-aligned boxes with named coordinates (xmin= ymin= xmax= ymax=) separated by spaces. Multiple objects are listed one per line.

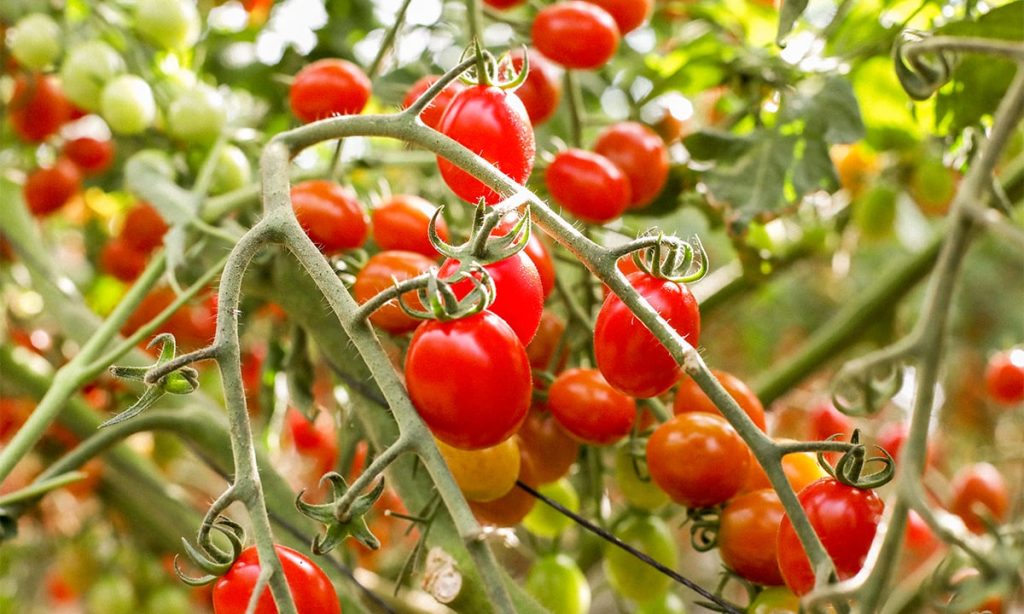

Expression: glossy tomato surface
xmin=547 ymin=368 xmax=636 ymax=445
xmin=437 ymin=85 xmax=535 ymax=205
xmin=517 ymin=408 xmax=579 ymax=484
xmin=370 ymin=194 xmax=448 ymax=257
xmin=511 ymin=49 xmax=562 ymax=125
xmin=776 ymin=478 xmax=884 ymax=595
xmin=63 ymin=137 xmax=116 ymax=175
xmin=546 ymin=148 xmax=631 ymax=224
xmin=212 ymin=545 xmax=340 ymax=614
xmin=646 ymin=412 xmax=749 ymax=508
xmin=985 ymin=348 xmax=1024 ymax=405
xmin=401 ymin=75 xmax=466 ymax=131
xmin=593 ymin=122 xmax=669 ymax=208
xmin=9 ymin=73 xmax=72 ymax=142
xmin=101 ymin=239 xmax=148 ymax=282
xmin=405 ymin=311 xmax=532 ymax=449
xmin=436 ymin=437 xmax=520 ymax=502
xmin=949 ymin=462 xmax=1009 ymax=534
xmin=594 ymin=272 xmax=700 ymax=398
xmin=585 ymin=0 xmax=652 ymax=34
xmin=532 ymin=2 xmax=620 ymax=70
xmin=290 ymin=58 xmax=371 ymax=123
xmin=718 ymin=489 xmax=785 ymax=585
xmin=673 ymin=370 xmax=767 ymax=431
xmin=353 ymin=250 xmax=436 ymax=334
xmin=290 ymin=180 xmax=368 ymax=254
xmin=121 ymin=202 xmax=169 ymax=253
xmin=24 ymin=158 xmax=81 ymax=217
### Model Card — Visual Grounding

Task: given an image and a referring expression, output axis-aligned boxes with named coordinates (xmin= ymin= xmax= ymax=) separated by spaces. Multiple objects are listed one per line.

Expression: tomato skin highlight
xmin=585 ymin=0 xmax=652 ymax=34
xmin=593 ymin=122 xmax=669 ymax=209
xmin=370 ymin=194 xmax=448 ymax=257
xmin=401 ymin=75 xmax=466 ymax=131
xmin=776 ymin=477 xmax=884 ymax=596
xmin=437 ymin=85 xmax=536 ymax=205
xmin=546 ymin=148 xmax=631 ymax=224
xmin=646 ymin=412 xmax=750 ymax=508
xmin=290 ymin=58 xmax=371 ymax=123
xmin=548 ymin=368 xmax=636 ymax=445
xmin=290 ymin=180 xmax=369 ymax=254
xmin=532 ymin=2 xmax=621 ymax=70
xmin=404 ymin=311 xmax=532 ymax=449
xmin=594 ymin=272 xmax=700 ymax=398
xmin=353 ymin=250 xmax=436 ymax=334
xmin=511 ymin=49 xmax=562 ymax=126
xmin=718 ymin=489 xmax=785 ymax=585
xmin=985 ymin=349 xmax=1024 ymax=405
xmin=24 ymin=158 xmax=81 ymax=217
xmin=212 ymin=545 xmax=340 ymax=614
xmin=949 ymin=462 xmax=1009 ymax=534
xmin=673 ymin=370 xmax=767 ymax=431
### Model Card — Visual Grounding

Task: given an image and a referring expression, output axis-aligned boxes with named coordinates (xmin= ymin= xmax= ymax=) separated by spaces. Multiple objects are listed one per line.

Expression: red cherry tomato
xmin=437 ymin=251 xmax=543 ymax=345
xmin=517 ymin=408 xmax=579 ymax=484
xmin=594 ymin=271 xmax=700 ymax=398
xmin=526 ymin=310 xmax=567 ymax=371
xmin=584 ymin=0 xmax=652 ymax=34
xmin=9 ymin=73 xmax=72 ymax=142
xmin=436 ymin=85 xmax=535 ymax=205
xmin=646 ymin=412 xmax=750 ymax=508
xmin=212 ymin=545 xmax=340 ymax=614
xmin=904 ymin=509 xmax=939 ymax=557
xmin=63 ymin=137 xmax=116 ymax=175
xmin=290 ymin=180 xmax=369 ymax=254
xmin=370 ymin=194 xmax=448 ymax=257
xmin=808 ymin=401 xmax=853 ymax=442
xmin=593 ymin=122 xmax=669 ymax=209
xmin=286 ymin=409 xmax=338 ymax=476
xmin=121 ymin=202 xmax=169 ymax=254
xmin=776 ymin=478 xmax=884 ymax=595
xmin=353 ymin=250 xmax=436 ymax=334
xmin=719 ymin=489 xmax=785 ymax=585
xmin=101 ymin=238 xmax=149 ymax=282
xmin=470 ymin=437 xmax=537 ymax=526
xmin=532 ymin=2 xmax=621 ymax=70
xmin=289 ymin=58 xmax=371 ymax=123
xmin=494 ymin=214 xmax=556 ymax=300
xmin=23 ymin=158 xmax=81 ymax=217
xmin=546 ymin=149 xmax=631 ymax=224
xmin=483 ymin=0 xmax=525 ymax=8
xmin=673 ymin=370 xmax=767 ymax=431
xmin=949 ymin=462 xmax=1009 ymax=534
xmin=548 ymin=368 xmax=636 ymax=445
xmin=401 ymin=75 xmax=466 ymax=131
xmin=875 ymin=421 xmax=937 ymax=468
xmin=742 ymin=442 xmax=827 ymax=495
xmin=511 ymin=49 xmax=562 ymax=126
xmin=404 ymin=311 xmax=532 ymax=449
xmin=985 ymin=348 xmax=1024 ymax=405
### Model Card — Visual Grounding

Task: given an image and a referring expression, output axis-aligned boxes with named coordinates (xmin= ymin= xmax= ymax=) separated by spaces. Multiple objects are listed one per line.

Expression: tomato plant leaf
xmin=684 ymin=131 xmax=755 ymax=161
xmin=776 ymin=0 xmax=810 ymax=45
xmin=780 ymin=76 xmax=865 ymax=145
xmin=703 ymin=132 xmax=797 ymax=219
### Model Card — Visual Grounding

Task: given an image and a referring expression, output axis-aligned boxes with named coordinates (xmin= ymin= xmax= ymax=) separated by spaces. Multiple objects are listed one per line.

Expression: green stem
xmin=0 ymin=472 xmax=85 ymax=506
xmin=367 ymin=0 xmax=415 ymax=78
xmin=334 ymin=436 xmax=413 ymax=520
xmin=564 ymin=70 xmax=584 ymax=148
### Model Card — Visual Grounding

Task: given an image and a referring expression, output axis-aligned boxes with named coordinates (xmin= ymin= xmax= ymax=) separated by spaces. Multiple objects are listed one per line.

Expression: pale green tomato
xmin=143 ymin=587 xmax=191 ymax=614
xmin=9 ymin=13 xmax=61 ymax=69
xmin=522 ymin=478 xmax=579 ymax=539
xmin=101 ymin=75 xmax=156 ymax=135
xmin=209 ymin=145 xmax=253 ymax=195
xmin=167 ymin=84 xmax=226 ymax=144
xmin=614 ymin=444 xmax=669 ymax=511
xmin=86 ymin=575 xmax=136 ymax=614
xmin=525 ymin=554 xmax=591 ymax=614
xmin=603 ymin=513 xmax=678 ymax=603
xmin=748 ymin=586 xmax=800 ymax=613
xmin=61 ymin=40 xmax=125 ymax=111
xmin=134 ymin=0 xmax=200 ymax=50
xmin=853 ymin=184 xmax=898 ymax=240
xmin=636 ymin=592 xmax=687 ymax=614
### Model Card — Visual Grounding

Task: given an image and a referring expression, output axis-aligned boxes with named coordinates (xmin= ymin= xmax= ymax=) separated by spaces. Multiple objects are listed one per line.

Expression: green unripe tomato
xmin=101 ymin=75 xmax=156 ymax=135
xmin=748 ymin=586 xmax=800 ymax=613
xmin=167 ymin=84 xmax=226 ymax=144
xmin=522 ymin=478 xmax=579 ymax=539
xmin=143 ymin=587 xmax=191 ymax=614
xmin=10 ymin=13 xmax=61 ymax=69
xmin=636 ymin=592 xmax=687 ymax=614
xmin=209 ymin=145 xmax=253 ymax=195
xmin=127 ymin=149 xmax=178 ymax=180
xmin=604 ymin=513 xmax=678 ymax=603
xmin=614 ymin=444 xmax=669 ymax=511
xmin=909 ymin=156 xmax=957 ymax=216
xmin=134 ymin=0 xmax=200 ymax=50
xmin=86 ymin=575 xmax=136 ymax=614
xmin=61 ymin=40 xmax=125 ymax=111
xmin=525 ymin=554 xmax=591 ymax=614
xmin=853 ymin=183 xmax=898 ymax=240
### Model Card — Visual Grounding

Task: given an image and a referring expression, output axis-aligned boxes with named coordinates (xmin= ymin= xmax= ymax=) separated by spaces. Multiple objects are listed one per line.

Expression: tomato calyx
xmin=104 ymin=334 xmax=200 ymax=428
xmin=175 ymin=516 xmax=245 ymax=586
xmin=616 ymin=230 xmax=708 ymax=284
xmin=459 ymin=42 xmax=530 ymax=91
xmin=817 ymin=429 xmax=895 ymax=489
xmin=295 ymin=472 xmax=386 ymax=554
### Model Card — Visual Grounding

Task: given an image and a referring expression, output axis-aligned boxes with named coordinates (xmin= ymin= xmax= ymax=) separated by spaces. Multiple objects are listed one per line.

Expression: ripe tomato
xmin=437 ymin=251 xmax=543 ymax=344
xmin=471 ymin=436 xmax=538 ymax=525
xmin=594 ymin=271 xmax=700 ymax=398
xmin=285 ymin=409 xmax=338 ymax=476
xmin=9 ymin=74 xmax=72 ymax=142
xmin=121 ymin=287 xmax=216 ymax=351
xmin=742 ymin=443 xmax=827 ymax=495
xmin=436 ymin=85 xmax=535 ymax=205
xmin=593 ymin=122 xmax=669 ymax=209
xmin=290 ymin=180 xmax=369 ymax=254
xmin=101 ymin=75 xmax=156 ymax=135
xmin=532 ymin=2 xmax=620 ymax=70
xmin=436 ymin=436 xmax=520 ymax=502
xmin=808 ymin=401 xmax=853 ymax=442
xmin=353 ymin=250 xmax=435 ymax=334
xmin=831 ymin=143 xmax=879 ymax=200
xmin=525 ymin=310 xmax=567 ymax=370
xmin=517 ymin=408 xmax=579 ymax=484
xmin=510 ymin=49 xmax=562 ymax=126
xmin=547 ymin=368 xmax=636 ymax=445
xmin=60 ymin=40 xmax=125 ymax=112
xmin=494 ymin=213 xmax=556 ymax=299
xmin=483 ymin=0 xmax=525 ymax=8
xmin=904 ymin=509 xmax=939 ymax=558
xmin=876 ymin=421 xmax=937 ymax=468
xmin=985 ymin=348 xmax=1024 ymax=405
xmin=603 ymin=513 xmax=678 ymax=602
xmin=401 ymin=75 xmax=466 ymax=131
xmin=673 ymin=370 xmax=767 ymax=431
xmin=718 ymin=489 xmax=785 ymax=585
xmin=613 ymin=444 xmax=669 ymax=511
xmin=122 ymin=202 xmax=169 ymax=254
xmin=525 ymin=554 xmax=591 ymax=614
xmin=646 ymin=413 xmax=749 ymax=508
xmin=522 ymin=477 xmax=579 ymax=538
xmin=370 ymin=194 xmax=449 ymax=257
xmin=23 ymin=158 xmax=81 ymax=217
xmin=545 ymin=149 xmax=631 ymax=224
xmin=949 ymin=462 xmax=1009 ymax=534
xmin=9 ymin=13 xmax=61 ymax=70
xmin=101 ymin=238 xmax=149 ymax=282
xmin=212 ymin=545 xmax=340 ymax=614
xmin=290 ymin=58 xmax=371 ymax=123
xmin=776 ymin=478 xmax=884 ymax=595
xmin=404 ymin=311 xmax=531 ymax=449
xmin=63 ymin=137 xmax=116 ymax=175
xmin=584 ymin=0 xmax=651 ymax=33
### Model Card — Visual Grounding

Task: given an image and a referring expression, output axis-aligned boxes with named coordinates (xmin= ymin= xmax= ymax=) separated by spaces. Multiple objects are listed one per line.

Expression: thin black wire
xmin=516 ymin=481 xmax=743 ymax=614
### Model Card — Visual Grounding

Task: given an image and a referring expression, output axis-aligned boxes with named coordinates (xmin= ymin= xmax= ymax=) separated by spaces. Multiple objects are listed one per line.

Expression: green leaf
xmin=684 ymin=130 xmax=755 ymax=161
xmin=780 ymin=76 xmax=865 ymax=144
xmin=776 ymin=0 xmax=810 ymax=45
xmin=286 ymin=326 xmax=316 ymax=419
xmin=792 ymin=137 xmax=840 ymax=196
xmin=703 ymin=132 xmax=797 ymax=219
